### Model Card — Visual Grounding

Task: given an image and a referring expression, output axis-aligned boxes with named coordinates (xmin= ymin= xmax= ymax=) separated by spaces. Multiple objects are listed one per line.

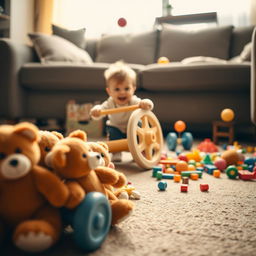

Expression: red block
xmin=200 ymin=183 xmax=209 ymax=192
xmin=180 ymin=184 xmax=188 ymax=192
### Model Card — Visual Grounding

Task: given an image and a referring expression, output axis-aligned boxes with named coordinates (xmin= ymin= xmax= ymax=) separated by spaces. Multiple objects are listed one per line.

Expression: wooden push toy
xmin=100 ymin=105 xmax=164 ymax=169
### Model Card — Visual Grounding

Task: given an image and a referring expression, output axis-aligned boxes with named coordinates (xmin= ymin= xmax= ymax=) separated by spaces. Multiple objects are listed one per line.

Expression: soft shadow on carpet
xmin=3 ymin=150 xmax=256 ymax=256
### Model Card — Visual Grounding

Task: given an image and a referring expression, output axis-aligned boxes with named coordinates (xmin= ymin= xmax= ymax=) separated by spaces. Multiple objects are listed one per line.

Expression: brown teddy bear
xmin=0 ymin=122 xmax=70 ymax=253
xmin=47 ymin=130 xmax=134 ymax=225
xmin=87 ymin=141 xmax=141 ymax=200
xmin=38 ymin=130 xmax=64 ymax=168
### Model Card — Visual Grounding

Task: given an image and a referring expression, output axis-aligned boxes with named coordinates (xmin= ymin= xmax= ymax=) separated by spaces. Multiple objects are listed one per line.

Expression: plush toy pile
xmin=0 ymin=122 xmax=134 ymax=253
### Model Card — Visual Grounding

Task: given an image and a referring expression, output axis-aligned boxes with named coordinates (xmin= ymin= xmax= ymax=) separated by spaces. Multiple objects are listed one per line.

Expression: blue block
xmin=204 ymin=164 xmax=216 ymax=175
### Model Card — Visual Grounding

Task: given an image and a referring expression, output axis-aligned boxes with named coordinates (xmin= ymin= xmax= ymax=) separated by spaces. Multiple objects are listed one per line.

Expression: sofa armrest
xmin=0 ymin=39 xmax=36 ymax=119
xmin=251 ymin=27 xmax=256 ymax=125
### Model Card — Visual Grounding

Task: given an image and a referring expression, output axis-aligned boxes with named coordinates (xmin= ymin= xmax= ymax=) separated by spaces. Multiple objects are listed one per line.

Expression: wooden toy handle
xmin=100 ymin=105 xmax=139 ymax=116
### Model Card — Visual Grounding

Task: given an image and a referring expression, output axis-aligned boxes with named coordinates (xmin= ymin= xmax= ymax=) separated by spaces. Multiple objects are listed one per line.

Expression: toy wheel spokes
xmin=127 ymin=109 xmax=163 ymax=169
xmin=73 ymin=192 xmax=111 ymax=252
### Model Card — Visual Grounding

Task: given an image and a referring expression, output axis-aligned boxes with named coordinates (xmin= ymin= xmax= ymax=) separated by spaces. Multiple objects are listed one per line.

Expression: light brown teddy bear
xmin=46 ymin=130 xmax=134 ymax=225
xmin=87 ymin=141 xmax=131 ymax=199
xmin=38 ymin=130 xmax=64 ymax=168
xmin=0 ymin=122 xmax=70 ymax=253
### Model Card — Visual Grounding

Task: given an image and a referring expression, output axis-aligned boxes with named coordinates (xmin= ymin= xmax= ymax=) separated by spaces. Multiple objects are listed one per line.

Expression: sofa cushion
xmin=95 ymin=30 xmax=157 ymax=65
xmin=141 ymin=62 xmax=250 ymax=92
xmin=52 ymin=24 xmax=86 ymax=49
xmin=28 ymin=33 xmax=93 ymax=64
xmin=20 ymin=63 xmax=145 ymax=90
xmin=158 ymin=25 xmax=233 ymax=61
xmin=229 ymin=25 xmax=255 ymax=58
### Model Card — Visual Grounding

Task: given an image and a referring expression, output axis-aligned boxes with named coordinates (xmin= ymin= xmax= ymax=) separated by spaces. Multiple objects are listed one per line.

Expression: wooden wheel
xmin=127 ymin=109 xmax=163 ymax=169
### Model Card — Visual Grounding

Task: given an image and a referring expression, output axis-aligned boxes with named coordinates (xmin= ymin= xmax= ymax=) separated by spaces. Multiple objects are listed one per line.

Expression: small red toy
xmin=200 ymin=184 xmax=209 ymax=192
xmin=180 ymin=184 xmax=188 ymax=192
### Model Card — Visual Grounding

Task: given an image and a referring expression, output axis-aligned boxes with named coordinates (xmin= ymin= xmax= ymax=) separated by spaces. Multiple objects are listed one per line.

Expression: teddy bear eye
xmin=0 ymin=152 xmax=6 ymax=159
xmin=15 ymin=148 xmax=22 ymax=153
xmin=101 ymin=153 xmax=105 ymax=157
xmin=82 ymin=153 xmax=87 ymax=158
xmin=44 ymin=146 xmax=51 ymax=152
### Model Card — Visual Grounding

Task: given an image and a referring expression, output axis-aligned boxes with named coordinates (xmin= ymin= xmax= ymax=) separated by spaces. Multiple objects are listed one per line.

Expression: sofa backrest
xmin=157 ymin=24 xmax=233 ymax=62
xmin=93 ymin=30 xmax=158 ymax=65
xmin=85 ymin=25 xmax=255 ymax=64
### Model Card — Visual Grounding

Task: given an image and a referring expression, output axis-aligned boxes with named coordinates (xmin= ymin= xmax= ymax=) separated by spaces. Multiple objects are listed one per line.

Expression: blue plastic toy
xmin=61 ymin=192 xmax=111 ymax=252
xmin=166 ymin=120 xmax=193 ymax=151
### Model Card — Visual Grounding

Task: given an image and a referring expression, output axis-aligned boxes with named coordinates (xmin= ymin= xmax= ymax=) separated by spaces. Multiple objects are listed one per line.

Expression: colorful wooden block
xmin=200 ymin=183 xmax=209 ymax=192
xmin=180 ymin=184 xmax=188 ymax=192
xmin=182 ymin=176 xmax=189 ymax=184
xmin=174 ymin=174 xmax=181 ymax=182
xmin=213 ymin=169 xmax=221 ymax=178
xmin=190 ymin=173 xmax=199 ymax=180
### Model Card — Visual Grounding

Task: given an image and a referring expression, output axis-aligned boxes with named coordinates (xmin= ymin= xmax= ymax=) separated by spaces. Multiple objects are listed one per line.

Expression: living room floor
xmin=3 ymin=138 xmax=256 ymax=256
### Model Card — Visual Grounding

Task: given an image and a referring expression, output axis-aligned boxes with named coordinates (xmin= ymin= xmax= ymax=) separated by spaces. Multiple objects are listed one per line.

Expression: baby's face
xmin=106 ymin=78 xmax=136 ymax=106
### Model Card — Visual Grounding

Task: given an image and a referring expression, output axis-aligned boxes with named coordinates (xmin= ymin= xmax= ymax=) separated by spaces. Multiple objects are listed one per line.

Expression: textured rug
xmin=3 ymin=149 xmax=256 ymax=256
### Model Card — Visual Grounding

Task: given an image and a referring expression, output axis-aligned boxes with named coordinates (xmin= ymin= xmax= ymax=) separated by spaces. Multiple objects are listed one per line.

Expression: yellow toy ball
xmin=157 ymin=56 xmax=170 ymax=64
xmin=221 ymin=108 xmax=235 ymax=122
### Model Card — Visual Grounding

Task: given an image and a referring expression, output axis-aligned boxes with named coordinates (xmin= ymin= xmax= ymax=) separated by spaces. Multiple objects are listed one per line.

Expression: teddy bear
xmin=0 ymin=122 xmax=71 ymax=253
xmin=46 ymin=130 xmax=134 ymax=225
xmin=87 ymin=141 xmax=141 ymax=200
xmin=38 ymin=130 xmax=64 ymax=168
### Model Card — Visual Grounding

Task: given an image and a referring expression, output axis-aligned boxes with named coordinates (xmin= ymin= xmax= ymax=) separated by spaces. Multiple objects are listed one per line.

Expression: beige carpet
xmin=3 ymin=149 xmax=256 ymax=256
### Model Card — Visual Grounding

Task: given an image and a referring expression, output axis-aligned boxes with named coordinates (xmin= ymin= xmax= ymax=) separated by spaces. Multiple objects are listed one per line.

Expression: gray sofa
xmin=0 ymin=24 xmax=255 ymax=137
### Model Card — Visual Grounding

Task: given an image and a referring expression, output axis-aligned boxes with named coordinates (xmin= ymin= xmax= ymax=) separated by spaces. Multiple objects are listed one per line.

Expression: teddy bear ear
xmin=51 ymin=131 xmax=64 ymax=140
xmin=52 ymin=145 xmax=70 ymax=168
xmin=97 ymin=141 xmax=109 ymax=151
xmin=68 ymin=130 xmax=87 ymax=141
xmin=13 ymin=122 xmax=39 ymax=142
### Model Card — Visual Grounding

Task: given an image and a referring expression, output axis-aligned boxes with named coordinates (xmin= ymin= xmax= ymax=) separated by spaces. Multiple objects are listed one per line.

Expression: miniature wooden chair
xmin=212 ymin=120 xmax=234 ymax=145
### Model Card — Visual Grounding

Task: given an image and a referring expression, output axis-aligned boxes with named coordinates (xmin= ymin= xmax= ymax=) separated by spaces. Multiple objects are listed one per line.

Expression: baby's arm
xmin=139 ymin=99 xmax=154 ymax=110
xmin=90 ymin=99 xmax=112 ymax=120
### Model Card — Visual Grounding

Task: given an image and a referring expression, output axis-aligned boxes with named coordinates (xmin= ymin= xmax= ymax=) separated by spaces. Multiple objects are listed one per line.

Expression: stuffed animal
xmin=0 ymin=122 xmax=70 ymax=253
xmin=38 ymin=130 xmax=64 ymax=167
xmin=87 ymin=141 xmax=140 ymax=200
xmin=47 ymin=130 xmax=134 ymax=225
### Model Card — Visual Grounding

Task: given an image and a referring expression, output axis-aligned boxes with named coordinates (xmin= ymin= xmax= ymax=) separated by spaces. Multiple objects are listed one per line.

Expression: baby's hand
xmin=139 ymin=99 xmax=154 ymax=110
xmin=90 ymin=107 xmax=101 ymax=118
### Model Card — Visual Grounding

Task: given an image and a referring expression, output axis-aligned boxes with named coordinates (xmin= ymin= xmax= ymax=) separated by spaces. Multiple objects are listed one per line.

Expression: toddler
xmin=90 ymin=61 xmax=153 ymax=162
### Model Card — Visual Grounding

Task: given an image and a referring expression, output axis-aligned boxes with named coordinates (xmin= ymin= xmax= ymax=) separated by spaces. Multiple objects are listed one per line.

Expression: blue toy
xmin=166 ymin=120 xmax=193 ymax=151
xmin=61 ymin=192 xmax=111 ymax=252
xmin=158 ymin=181 xmax=167 ymax=191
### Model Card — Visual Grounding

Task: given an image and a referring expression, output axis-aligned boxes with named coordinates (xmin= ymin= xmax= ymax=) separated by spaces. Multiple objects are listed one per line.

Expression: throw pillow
xmin=181 ymin=56 xmax=227 ymax=64
xmin=158 ymin=25 xmax=233 ymax=62
xmin=95 ymin=30 xmax=158 ymax=65
xmin=239 ymin=42 xmax=252 ymax=61
xmin=229 ymin=41 xmax=252 ymax=63
xmin=28 ymin=33 xmax=93 ymax=64
xmin=52 ymin=24 xmax=86 ymax=49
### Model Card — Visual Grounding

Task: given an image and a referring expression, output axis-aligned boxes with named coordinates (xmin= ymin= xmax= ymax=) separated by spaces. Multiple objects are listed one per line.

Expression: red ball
xmin=118 ymin=18 xmax=127 ymax=27
xmin=214 ymin=158 xmax=227 ymax=171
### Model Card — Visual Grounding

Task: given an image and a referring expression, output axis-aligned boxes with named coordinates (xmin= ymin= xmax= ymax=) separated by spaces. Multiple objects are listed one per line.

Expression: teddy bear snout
xmin=10 ymin=159 xmax=18 ymax=167
xmin=87 ymin=152 xmax=103 ymax=170
xmin=1 ymin=154 xmax=31 ymax=179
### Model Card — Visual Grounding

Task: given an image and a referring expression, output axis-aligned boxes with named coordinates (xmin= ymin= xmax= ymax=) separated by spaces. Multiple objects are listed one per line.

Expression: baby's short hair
xmin=104 ymin=61 xmax=136 ymax=87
